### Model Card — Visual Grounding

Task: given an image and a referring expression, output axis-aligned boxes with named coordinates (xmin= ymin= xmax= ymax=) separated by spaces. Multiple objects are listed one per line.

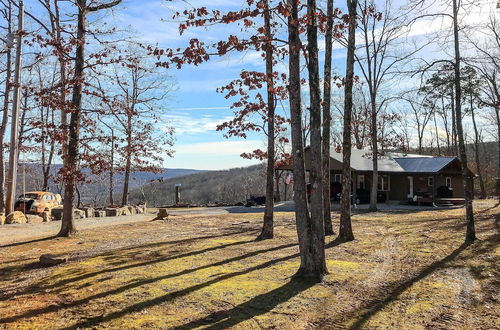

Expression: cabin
xmin=277 ymin=147 xmax=474 ymax=206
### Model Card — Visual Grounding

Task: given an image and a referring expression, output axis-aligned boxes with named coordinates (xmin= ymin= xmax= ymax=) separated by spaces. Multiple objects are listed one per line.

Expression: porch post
xmin=352 ymin=171 xmax=357 ymax=208
xmin=433 ymin=174 xmax=437 ymax=203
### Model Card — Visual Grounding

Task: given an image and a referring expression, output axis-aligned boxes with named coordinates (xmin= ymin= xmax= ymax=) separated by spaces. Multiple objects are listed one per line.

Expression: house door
xmin=407 ymin=176 xmax=414 ymax=198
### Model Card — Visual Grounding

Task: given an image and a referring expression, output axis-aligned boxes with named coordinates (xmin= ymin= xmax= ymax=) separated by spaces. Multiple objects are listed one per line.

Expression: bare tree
xmin=467 ymin=14 xmax=500 ymax=196
xmin=451 ymin=0 xmax=475 ymax=241
xmin=355 ymin=0 xmax=424 ymax=211
xmin=288 ymin=0 xmax=326 ymax=280
xmin=403 ymin=90 xmax=435 ymax=154
xmin=0 ymin=0 xmax=12 ymax=212
xmin=60 ymin=0 xmax=122 ymax=237
xmin=339 ymin=0 xmax=357 ymax=242
xmin=322 ymin=0 xmax=335 ymax=236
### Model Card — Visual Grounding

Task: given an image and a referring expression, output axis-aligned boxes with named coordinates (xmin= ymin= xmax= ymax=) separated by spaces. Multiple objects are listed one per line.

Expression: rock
xmin=0 ymin=213 xmax=5 ymax=225
xmin=105 ymin=208 xmax=120 ymax=217
xmin=41 ymin=211 xmax=52 ymax=222
xmin=51 ymin=208 xmax=64 ymax=221
xmin=82 ymin=207 xmax=94 ymax=218
xmin=120 ymin=207 xmax=131 ymax=216
xmin=26 ymin=215 xmax=44 ymax=224
xmin=39 ymin=254 xmax=67 ymax=266
xmin=127 ymin=205 xmax=136 ymax=215
xmin=94 ymin=210 xmax=106 ymax=217
xmin=136 ymin=205 xmax=145 ymax=214
xmin=73 ymin=209 xmax=86 ymax=219
xmin=154 ymin=208 xmax=169 ymax=220
xmin=5 ymin=211 xmax=27 ymax=224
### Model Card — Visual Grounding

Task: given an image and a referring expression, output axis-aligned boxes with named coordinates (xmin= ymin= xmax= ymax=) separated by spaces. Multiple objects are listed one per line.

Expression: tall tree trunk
xmin=306 ymin=0 xmax=327 ymax=274
xmin=496 ymin=103 xmax=500 ymax=196
xmin=492 ymin=76 xmax=500 ymax=196
xmin=452 ymin=0 xmax=475 ymax=242
xmin=258 ymin=0 xmax=275 ymax=240
xmin=339 ymin=0 xmax=357 ymax=242
xmin=0 ymin=3 xmax=12 ymax=212
xmin=450 ymin=88 xmax=458 ymax=155
xmin=322 ymin=0 xmax=334 ymax=236
xmin=59 ymin=0 xmax=87 ymax=237
xmin=369 ymin=96 xmax=378 ymax=211
xmin=470 ymin=98 xmax=486 ymax=199
xmin=121 ymin=114 xmax=132 ymax=206
xmin=288 ymin=0 xmax=326 ymax=280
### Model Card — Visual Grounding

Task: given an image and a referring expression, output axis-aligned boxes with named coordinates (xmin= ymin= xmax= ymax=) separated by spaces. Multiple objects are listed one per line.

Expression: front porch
xmin=329 ymin=171 xmax=466 ymax=206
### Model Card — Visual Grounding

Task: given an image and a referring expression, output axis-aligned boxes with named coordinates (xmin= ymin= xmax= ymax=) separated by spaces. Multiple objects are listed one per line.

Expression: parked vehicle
xmin=14 ymin=191 xmax=61 ymax=214
xmin=245 ymin=195 xmax=266 ymax=207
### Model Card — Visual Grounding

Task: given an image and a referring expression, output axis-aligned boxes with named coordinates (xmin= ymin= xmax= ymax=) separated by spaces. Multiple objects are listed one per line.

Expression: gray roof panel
xmin=329 ymin=148 xmax=406 ymax=172
xmin=393 ymin=157 xmax=456 ymax=173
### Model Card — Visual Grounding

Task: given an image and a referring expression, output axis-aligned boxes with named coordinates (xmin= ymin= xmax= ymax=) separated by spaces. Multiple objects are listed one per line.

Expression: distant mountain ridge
xmin=18 ymin=165 xmax=207 ymax=206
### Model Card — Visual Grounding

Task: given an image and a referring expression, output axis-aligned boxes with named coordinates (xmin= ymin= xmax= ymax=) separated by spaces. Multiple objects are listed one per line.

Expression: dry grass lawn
xmin=0 ymin=200 xmax=498 ymax=329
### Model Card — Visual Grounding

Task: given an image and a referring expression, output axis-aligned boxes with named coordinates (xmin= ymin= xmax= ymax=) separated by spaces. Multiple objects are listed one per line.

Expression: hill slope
xmin=128 ymin=164 xmax=266 ymax=206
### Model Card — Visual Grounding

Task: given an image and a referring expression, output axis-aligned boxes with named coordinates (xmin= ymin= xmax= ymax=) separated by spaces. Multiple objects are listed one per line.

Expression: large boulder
xmin=26 ymin=215 xmax=44 ymax=224
xmin=73 ymin=209 xmax=86 ymax=219
xmin=41 ymin=211 xmax=52 ymax=222
xmin=105 ymin=208 xmax=120 ymax=217
xmin=6 ymin=211 xmax=27 ymax=224
xmin=39 ymin=254 xmax=67 ymax=266
xmin=82 ymin=207 xmax=94 ymax=218
xmin=136 ymin=205 xmax=146 ymax=214
xmin=120 ymin=207 xmax=131 ymax=216
xmin=127 ymin=205 xmax=137 ymax=215
xmin=0 ymin=213 xmax=5 ymax=225
xmin=94 ymin=210 xmax=106 ymax=217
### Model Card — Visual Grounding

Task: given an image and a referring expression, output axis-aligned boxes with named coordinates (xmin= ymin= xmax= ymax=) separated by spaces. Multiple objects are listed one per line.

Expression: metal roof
xmin=328 ymin=148 xmax=457 ymax=173
xmin=393 ymin=157 xmax=456 ymax=173
xmin=329 ymin=148 xmax=405 ymax=172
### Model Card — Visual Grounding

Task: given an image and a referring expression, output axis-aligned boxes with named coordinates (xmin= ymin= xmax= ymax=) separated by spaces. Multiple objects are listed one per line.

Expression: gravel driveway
xmin=0 ymin=213 xmax=155 ymax=246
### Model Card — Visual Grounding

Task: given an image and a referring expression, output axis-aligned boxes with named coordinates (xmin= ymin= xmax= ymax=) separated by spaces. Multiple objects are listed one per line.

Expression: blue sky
xmin=104 ymin=1 xmax=496 ymax=170
xmin=112 ymin=0 xmax=356 ymax=170
xmin=113 ymin=0 xmax=272 ymax=170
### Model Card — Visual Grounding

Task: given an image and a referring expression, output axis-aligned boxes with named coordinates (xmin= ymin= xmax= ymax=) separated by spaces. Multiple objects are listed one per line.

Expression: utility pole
xmin=5 ymin=1 xmax=24 ymax=215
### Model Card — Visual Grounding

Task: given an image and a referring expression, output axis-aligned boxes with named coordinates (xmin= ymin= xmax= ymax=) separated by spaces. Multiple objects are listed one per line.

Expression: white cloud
xmin=165 ymin=113 xmax=233 ymax=134
xmin=175 ymin=140 xmax=263 ymax=156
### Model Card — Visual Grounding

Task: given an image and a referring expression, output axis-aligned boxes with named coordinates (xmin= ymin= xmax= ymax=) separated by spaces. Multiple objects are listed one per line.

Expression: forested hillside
xmin=19 ymin=165 xmax=204 ymax=206
xmin=128 ymin=164 xmax=267 ymax=206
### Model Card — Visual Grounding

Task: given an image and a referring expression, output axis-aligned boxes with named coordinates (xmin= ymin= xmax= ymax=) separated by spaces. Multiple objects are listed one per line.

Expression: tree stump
xmin=154 ymin=208 xmax=169 ymax=220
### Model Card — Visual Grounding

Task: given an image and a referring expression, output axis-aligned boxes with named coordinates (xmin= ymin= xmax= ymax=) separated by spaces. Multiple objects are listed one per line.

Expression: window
xmin=357 ymin=175 xmax=365 ymax=189
xmin=334 ymin=174 xmax=342 ymax=183
xmin=428 ymin=176 xmax=434 ymax=187
xmin=377 ymin=175 xmax=390 ymax=191
xmin=446 ymin=177 xmax=452 ymax=188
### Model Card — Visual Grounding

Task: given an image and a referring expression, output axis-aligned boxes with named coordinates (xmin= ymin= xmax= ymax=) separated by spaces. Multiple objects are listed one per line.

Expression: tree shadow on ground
xmin=0 ymin=229 xmax=258 ymax=302
xmin=0 ymin=242 xmax=299 ymax=325
xmin=344 ymin=241 xmax=473 ymax=329
xmin=173 ymin=277 xmax=317 ymax=330
xmin=42 ymin=237 xmax=257 ymax=291
xmin=0 ymin=235 xmax=57 ymax=248
xmin=57 ymin=252 xmax=302 ymax=330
